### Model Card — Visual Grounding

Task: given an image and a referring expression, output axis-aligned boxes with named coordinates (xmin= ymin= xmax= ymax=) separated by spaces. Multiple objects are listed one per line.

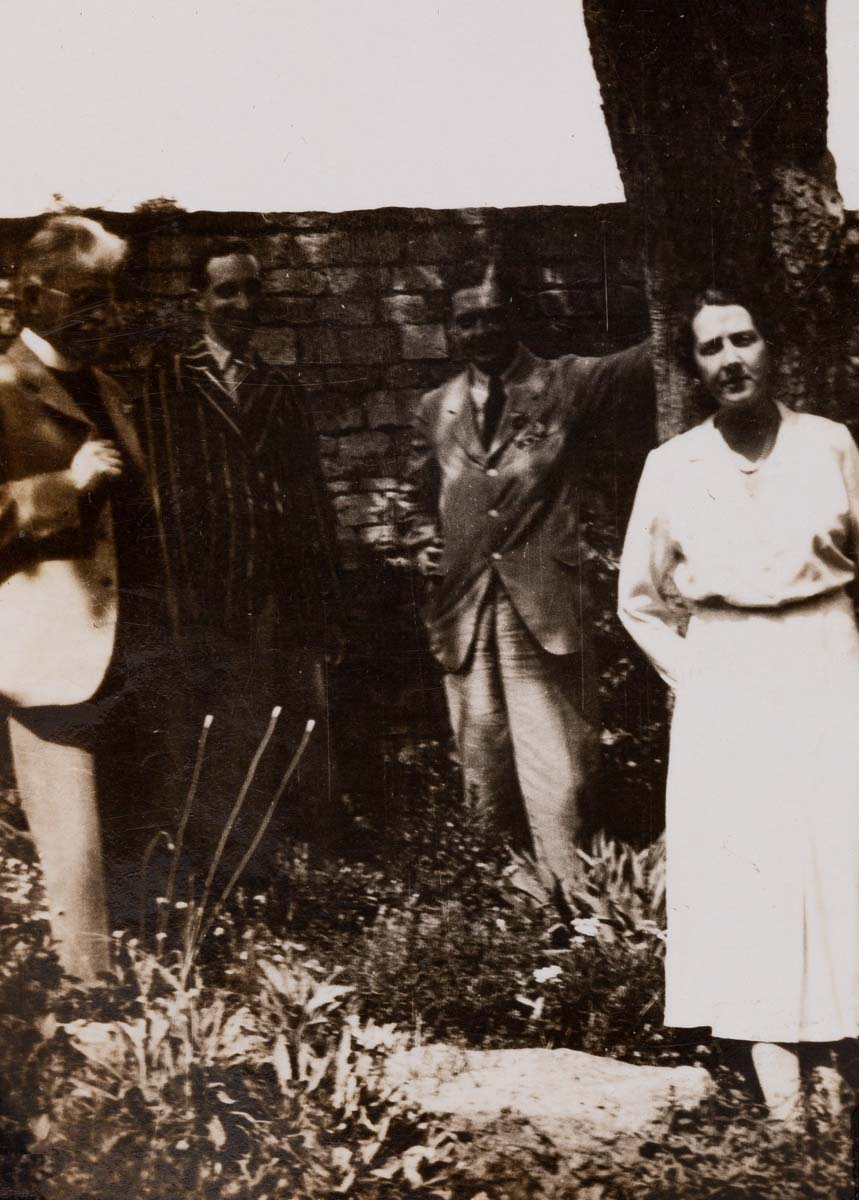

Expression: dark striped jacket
xmin=140 ymin=340 xmax=342 ymax=666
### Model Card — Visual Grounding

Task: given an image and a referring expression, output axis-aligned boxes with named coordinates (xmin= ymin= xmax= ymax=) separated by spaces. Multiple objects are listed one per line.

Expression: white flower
xmin=175 ymin=1139 xmax=189 ymax=1151
xmin=213 ymin=926 xmax=225 ymax=937
xmin=532 ymin=965 xmax=563 ymax=984
xmin=571 ymin=917 xmax=602 ymax=938
xmin=495 ymin=917 xmax=507 ymax=931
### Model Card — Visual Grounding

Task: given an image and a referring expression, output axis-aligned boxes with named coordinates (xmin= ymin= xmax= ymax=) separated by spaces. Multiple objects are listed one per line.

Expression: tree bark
xmin=583 ymin=0 xmax=853 ymax=441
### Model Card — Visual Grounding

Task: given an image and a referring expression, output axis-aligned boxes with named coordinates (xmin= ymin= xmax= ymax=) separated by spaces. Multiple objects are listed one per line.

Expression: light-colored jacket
xmin=0 ymin=337 xmax=144 ymax=707
xmin=401 ymin=342 xmax=653 ymax=672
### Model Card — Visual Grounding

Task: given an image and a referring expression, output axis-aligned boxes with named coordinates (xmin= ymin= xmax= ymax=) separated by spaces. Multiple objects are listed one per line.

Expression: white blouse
xmin=618 ymin=402 xmax=859 ymax=688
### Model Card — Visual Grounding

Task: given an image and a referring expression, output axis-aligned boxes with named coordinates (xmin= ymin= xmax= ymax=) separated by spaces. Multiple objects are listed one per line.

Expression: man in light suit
xmin=0 ymin=216 xmax=166 ymax=981
xmin=401 ymin=261 xmax=653 ymax=889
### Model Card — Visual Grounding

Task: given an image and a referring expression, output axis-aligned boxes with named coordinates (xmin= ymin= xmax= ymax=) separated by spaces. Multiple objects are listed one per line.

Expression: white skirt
xmin=665 ymin=587 xmax=859 ymax=1042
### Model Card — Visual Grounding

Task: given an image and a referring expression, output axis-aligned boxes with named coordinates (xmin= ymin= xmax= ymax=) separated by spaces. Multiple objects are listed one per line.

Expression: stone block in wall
xmin=290 ymin=230 xmax=401 ymax=267
xmin=381 ymin=294 xmax=445 ymax=324
xmin=321 ymin=431 xmax=393 ymax=480
xmin=333 ymin=491 xmax=395 ymax=528
xmin=314 ymin=296 xmax=378 ymax=325
xmin=339 ymin=431 xmax=392 ymax=462
xmin=357 ymin=524 xmax=399 ymax=551
xmin=513 ymin=220 xmax=602 ymax=267
xmin=300 ymin=326 xmax=397 ymax=365
xmin=145 ymin=233 xmax=196 ymax=272
xmin=147 ymin=271 xmax=188 ymax=297
xmin=264 ymin=267 xmax=327 ymax=295
xmin=387 ymin=266 xmax=445 ymax=293
xmin=400 ymin=324 xmax=448 ymax=360
xmin=351 ymin=476 xmax=401 ymax=492
xmin=324 ymin=267 xmax=385 ymax=295
xmin=403 ymin=225 xmax=489 ymax=264
xmin=384 ymin=361 xmax=444 ymax=389
xmin=298 ymin=364 xmax=380 ymax=390
xmin=312 ymin=404 xmax=365 ymax=434
xmin=253 ymin=327 xmax=299 ymax=365
xmin=365 ymin=389 xmax=423 ymax=429
xmin=345 ymin=227 xmax=404 ymax=265
xmin=260 ymin=296 xmax=319 ymax=324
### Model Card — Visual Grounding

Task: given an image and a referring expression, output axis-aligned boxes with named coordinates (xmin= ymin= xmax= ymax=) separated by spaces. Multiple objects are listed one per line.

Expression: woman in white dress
xmin=618 ymin=288 xmax=859 ymax=1120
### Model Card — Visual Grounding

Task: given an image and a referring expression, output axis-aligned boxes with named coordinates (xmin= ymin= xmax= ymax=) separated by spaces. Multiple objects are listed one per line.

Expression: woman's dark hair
xmin=189 ymin=237 xmax=257 ymax=290
xmin=675 ymin=286 xmax=772 ymax=376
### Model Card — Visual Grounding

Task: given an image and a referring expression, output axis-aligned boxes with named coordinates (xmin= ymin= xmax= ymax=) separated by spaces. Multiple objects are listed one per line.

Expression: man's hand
xmin=415 ymin=542 xmax=444 ymax=577
xmin=69 ymin=440 xmax=123 ymax=492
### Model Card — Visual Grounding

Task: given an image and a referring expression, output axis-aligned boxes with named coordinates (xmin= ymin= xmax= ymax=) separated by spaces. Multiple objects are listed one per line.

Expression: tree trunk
xmin=583 ymin=0 xmax=854 ymax=441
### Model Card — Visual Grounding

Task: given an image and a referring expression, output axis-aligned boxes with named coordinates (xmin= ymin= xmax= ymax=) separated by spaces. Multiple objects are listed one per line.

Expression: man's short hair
xmin=190 ymin=238 xmax=257 ymax=290
xmin=17 ymin=215 xmax=127 ymax=289
xmin=676 ymin=286 xmax=772 ymax=375
xmin=445 ymin=258 xmax=520 ymax=307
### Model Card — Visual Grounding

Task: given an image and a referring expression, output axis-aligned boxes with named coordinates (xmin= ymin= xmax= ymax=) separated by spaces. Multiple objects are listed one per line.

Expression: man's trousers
xmin=8 ymin=683 xmax=170 ymax=983
xmin=442 ymin=586 xmax=600 ymax=888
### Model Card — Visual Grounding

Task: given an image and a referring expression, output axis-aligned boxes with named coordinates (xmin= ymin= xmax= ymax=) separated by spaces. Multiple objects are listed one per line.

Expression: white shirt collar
xmin=203 ymin=329 xmax=232 ymax=373
xmin=20 ymin=326 xmax=78 ymax=372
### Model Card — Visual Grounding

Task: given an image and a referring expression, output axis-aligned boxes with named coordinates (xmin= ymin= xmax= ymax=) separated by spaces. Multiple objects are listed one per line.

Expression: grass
xmin=0 ymin=738 xmax=854 ymax=1198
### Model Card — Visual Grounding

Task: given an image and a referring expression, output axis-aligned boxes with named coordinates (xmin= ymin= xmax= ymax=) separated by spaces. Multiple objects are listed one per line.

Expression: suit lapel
xmin=5 ymin=338 xmax=93 ymax=427
xmin=95 ymin=369 xmax=145 ymax=474
xmin=485 ymin=348 xmax=547 ymax=460
xmin=444 ymin=371 xmax=486 ymax=461
xmin=183 ymin=341 xmax=245 ymax=439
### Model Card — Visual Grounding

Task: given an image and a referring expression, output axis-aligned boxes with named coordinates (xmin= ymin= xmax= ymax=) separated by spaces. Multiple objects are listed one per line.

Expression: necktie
xmin=481 ymin=374 xmax=506 ymax=451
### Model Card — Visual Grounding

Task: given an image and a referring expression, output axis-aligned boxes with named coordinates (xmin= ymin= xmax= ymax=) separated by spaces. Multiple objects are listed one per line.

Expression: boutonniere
xmin=510 ymin=413 xmax=549 ymax=449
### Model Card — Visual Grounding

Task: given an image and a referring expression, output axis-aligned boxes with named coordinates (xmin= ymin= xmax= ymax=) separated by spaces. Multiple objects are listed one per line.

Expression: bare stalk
xmin=197 ymin=717 xmax=316 ymax=945
xmin=156 ymin=714 xmax=214 ymax=945
xmin=182 ymin=706 xmax=283 ymax=975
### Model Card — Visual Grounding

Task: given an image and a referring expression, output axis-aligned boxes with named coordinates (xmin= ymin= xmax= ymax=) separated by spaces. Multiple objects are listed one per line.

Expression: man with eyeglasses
xmin=143 ymin=239 xmax=343 ymax=884
xmin=0 ymin=215 xmax=169 ymax=980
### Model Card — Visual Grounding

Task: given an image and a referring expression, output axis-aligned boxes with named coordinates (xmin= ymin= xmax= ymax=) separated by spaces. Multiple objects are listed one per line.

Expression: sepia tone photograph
xmin=0 ymin=1 xmax=858 ymax=1196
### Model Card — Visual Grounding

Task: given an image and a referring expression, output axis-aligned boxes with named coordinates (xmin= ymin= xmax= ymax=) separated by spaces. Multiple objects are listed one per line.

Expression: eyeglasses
xmin=41 ymin=285 xmax=117 ymax=310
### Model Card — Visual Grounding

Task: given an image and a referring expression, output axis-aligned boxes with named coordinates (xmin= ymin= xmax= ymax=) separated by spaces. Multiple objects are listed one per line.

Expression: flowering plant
xmin=509 ymin=413 xmax=550 ymax=449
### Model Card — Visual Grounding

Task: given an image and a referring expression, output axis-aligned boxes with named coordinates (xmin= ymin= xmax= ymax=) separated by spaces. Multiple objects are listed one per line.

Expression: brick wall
xmin=0 ymin=205 xmax=650 ymax=804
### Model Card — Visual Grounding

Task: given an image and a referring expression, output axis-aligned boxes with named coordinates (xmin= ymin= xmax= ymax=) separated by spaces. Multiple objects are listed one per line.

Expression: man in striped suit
xmin=143 ymin=239 xmax=343 ymax=881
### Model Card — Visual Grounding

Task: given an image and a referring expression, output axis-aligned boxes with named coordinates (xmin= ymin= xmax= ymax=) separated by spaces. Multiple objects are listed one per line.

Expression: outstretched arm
xmin=617 ymin=449 xmax=686 ymax=689
xmin=576 ymin=339 xmax=655 ymax=435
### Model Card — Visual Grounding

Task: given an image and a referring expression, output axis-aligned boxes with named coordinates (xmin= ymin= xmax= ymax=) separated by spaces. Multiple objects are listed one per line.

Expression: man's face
xmin=692 ymin=303 xmax=770 ymax=411
xmin=448 ymin=281 xmax=517 ymax=374
xmin=25 ymin=259 xmax=117 ymax=364
xmin=198 ymin=253 xmax=262 ymax=355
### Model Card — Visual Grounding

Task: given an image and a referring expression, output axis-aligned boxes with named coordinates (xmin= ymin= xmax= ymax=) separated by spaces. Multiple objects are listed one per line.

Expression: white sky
xmin=0 ymin=0 xmax=623 ymax=214
xmin=0 ymin=0 xmax=857 ymax=216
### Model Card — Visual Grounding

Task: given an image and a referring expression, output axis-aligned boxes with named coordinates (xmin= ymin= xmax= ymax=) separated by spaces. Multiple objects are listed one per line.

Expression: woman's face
xmin=691 ymin=303 xmax=770 ymax=411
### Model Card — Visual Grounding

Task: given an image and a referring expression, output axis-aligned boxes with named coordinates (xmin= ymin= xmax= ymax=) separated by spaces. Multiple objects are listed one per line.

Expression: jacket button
xmin=488 ymin=508 xmax=499 ymax=518
xmin=486 ymin=468 xmax=499 ymax=477
xmin=491 ymin=552 xmax=502 ymax=561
